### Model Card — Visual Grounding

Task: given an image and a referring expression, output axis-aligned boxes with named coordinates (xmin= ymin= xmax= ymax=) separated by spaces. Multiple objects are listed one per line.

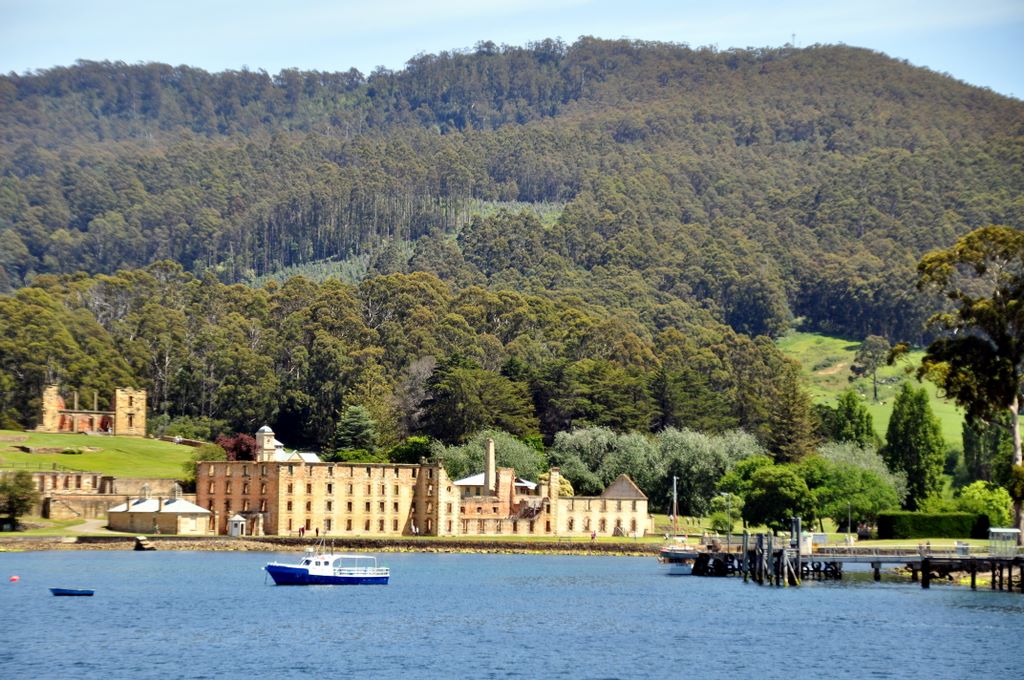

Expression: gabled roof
xmin=600 ymin=474 xmax=647 ymax=500
xmin=108 ymin=497 xmax=210 ymax=515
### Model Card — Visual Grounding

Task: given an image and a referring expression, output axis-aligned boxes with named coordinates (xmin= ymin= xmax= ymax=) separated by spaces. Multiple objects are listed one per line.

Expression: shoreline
xmin=0 ymin=534 xmax=660 ymax=556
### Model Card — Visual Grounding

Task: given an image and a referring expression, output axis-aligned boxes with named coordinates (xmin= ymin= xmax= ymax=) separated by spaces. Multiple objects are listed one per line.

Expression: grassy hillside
xmin=0 ymin=430 xmax=193 ymax=478
xmin=777 ymin=332 xmax=964 ymax=449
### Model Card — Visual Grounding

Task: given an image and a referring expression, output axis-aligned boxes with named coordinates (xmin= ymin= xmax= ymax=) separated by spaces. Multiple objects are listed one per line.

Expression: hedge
xmin=876 ymin=511 xmax=990 ymax=539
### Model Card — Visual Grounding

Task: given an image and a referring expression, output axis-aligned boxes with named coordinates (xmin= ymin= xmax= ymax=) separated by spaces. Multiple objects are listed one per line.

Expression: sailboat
xmin=657 ymin=476 xmax=695 ymax=575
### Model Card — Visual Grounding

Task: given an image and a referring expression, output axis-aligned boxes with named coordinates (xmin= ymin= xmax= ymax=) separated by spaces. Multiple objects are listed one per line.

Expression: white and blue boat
xmin=264 ymin=546 xmax=389 ymax=586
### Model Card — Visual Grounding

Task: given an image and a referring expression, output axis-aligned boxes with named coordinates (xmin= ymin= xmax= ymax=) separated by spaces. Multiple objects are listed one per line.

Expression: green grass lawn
xmin=777 ymin=331 xmax=964 ymax=449
xmin=0 ymin=429 xmax=194 ymax=478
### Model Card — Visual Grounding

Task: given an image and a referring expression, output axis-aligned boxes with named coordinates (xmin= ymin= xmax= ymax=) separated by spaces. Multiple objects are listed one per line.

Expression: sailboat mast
xmin=672 ymin=475 xmax=678 ymax=535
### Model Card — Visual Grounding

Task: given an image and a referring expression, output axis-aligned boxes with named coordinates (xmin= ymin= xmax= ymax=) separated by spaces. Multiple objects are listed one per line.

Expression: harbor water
xmin=1 ymin=550 xmax=1020 ymax=679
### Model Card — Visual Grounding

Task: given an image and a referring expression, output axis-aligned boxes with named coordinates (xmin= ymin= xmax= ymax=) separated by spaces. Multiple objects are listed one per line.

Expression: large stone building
xmin=36 ymin=385 xmax=147 ymax=436
xmin=197 ymin=428 xmax=653 ymax=538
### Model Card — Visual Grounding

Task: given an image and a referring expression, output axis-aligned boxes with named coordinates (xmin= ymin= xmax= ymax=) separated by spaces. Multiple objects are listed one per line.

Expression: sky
xmin=1 ymin=0 xmax=1022 ymax=99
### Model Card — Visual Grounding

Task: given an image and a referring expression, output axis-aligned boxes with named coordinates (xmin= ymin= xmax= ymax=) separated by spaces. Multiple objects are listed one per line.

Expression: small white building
xmin=107 ymin=483 xmax=213 ymax=535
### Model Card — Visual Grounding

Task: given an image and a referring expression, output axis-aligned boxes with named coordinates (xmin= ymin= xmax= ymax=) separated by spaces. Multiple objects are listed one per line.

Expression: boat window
xmin=302 ymin=559 xmax=310 ymax=565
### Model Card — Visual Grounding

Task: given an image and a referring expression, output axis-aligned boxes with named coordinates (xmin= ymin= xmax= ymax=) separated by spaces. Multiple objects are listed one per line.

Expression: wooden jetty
xmin=678 ymin=526 xmax=1024 ymax=594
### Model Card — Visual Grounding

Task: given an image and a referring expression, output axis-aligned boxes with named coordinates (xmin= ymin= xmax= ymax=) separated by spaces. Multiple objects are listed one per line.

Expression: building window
xmin=632 ymin=500 xmax=637 ymax=511
xmin=242 ymin=483 xmax=249 ymax=495
xmin=346 ymin=519 xmax=352 ymax=531
xmin=287 ymin=483 xmax=293 ymax=494
xmin=412 ymin=469 xmax=417 ymax=478
xmin=476 ymin=507 xmax=482 ymax=514
xmin=243 ymin=499 xmax=250 ymax=512
xmin=261 ymin=465 xmax=267 ymax=476
xmin=306 ymin=484 xmax=312 ymax=494
xmin=305 ymin=501 xmax=311 ymax=511
xmin=393 ymin=468 xmax=399 ymax=478
xmin=446 ymin=503 xmax=452 ymax=513
xmin=260 ymin=500 xmax=267 ymax=512
xmin=616 ymin=500 xmax=622 ymax=511
xmin=366 ymin=484 xmax=371 ymax=494
xmin=325 ymin=519 xmax=332 ymax=531
xmin=326 ymin=501 xmax=333 ymax=512
xmin=446 ymin=520 xmax=451 ymax=533
xmin=428 ymin=469 xmax=433 ymax=479
xmin=327 ymin=483 xmax=333 ymax=494
xmin=529 ymin=521 xmax=535 ymax=533
xmin=599 ymin=519 xmax=606 ymax=532
xmin=208 ymin=464 xmax=215 ymax=476
xmin=287 ymin=519 xmax=293 ymax=531
xmin=347 ymin=501 xmax=353 ymax=512
xmin=260 ymin=483 xmax=266 ymax=494
xmin=512 ymin=521 xmax=518 ymax=533
xmin=288 ymin=465 xmax=294 ymax=475
xmin=347 ymin=484 xmax=353 ymax=493
xmin=427 ymin=502 xmax=433 ymax=513
xmin=364 ymin=519 xmax=370 ymax=531
xmin=546 ymin=520 xmax=551 ymax=532
xmin=393 ymin=485 xmax=399 ymax=495
xmin=304 ymin=519 xmax=311 ymax=530
xmin=286 ymin=501 xmax=293 ymax=511
xmin=630 ymin=519 xmax=637 ymax=532
xmin=328 ymin=466 xmax=334 ymax=477
xmin=379 ymin=502 xmax=385 ymax=512
xmin=426 ymin=519 xmax=433 ymax=533
xmin=365 ymin=502 xmax=370 ymax=512
xmin=208 ymin=481 xmax=215 ymax=494
xmin=568 ymin=518 xmax=574 ymax=532
xmin=224 ymin=500 xmax=231 ymax=511
xmin=584 ymin=518 xmax=590 ymax=531
xmin=393 ymin=502 xmax=399 ymax=512
xmin=496 ymin=521 xmax=503 ymax=534
xmin=242 ymin=465 xmax=249 ymax=477
xmin=366 ymin=466 xmax=371 ymax=477
xmin=225 ymin=482 xmax=232 ymax=494
xmin=478 ymin=520 xmax=485 ymax=534
xmin=381 ymin=484 xmax=386 ymax=496
xmin=492 ymin=505 xmax=498 ymax=514
xmin=393 ymin=519 xmax=399 ymax=531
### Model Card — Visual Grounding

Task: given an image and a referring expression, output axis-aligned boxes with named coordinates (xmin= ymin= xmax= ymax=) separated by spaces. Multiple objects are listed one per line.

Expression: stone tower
xmin=255 ymin=425 xmax=277 ymax=462
xmin=38 ymin=385 xmax=64 ymax=432
xmin=113 ymin=388 xmax=146 ymax=436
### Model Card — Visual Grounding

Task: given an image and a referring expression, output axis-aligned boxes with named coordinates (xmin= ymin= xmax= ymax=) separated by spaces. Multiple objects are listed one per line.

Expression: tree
xmin=816 ymin=390 xmax=877 ymax=447
xmin=852 ymin=335 xmax=890 ymax=402
xmin=917 ymin=226 xmax=1024 ymax=538
xmin=214 ymin=433 xmax=258 ymax=461
xmin=798 ymin=455 xmax=900 ymax=531
xmin=881 ymin=383 xmax=945 ymax=510
xmin=0 ymin=471 xmax=41 ymax=530
xmin=962 ymin=413 xmax=1014 ymax=484
xmin=764 ymin=361 xmax=817 ymax=462
xmin=334 ymin=405 xmax=377 ymax=452
xmin=742 ymin=465 xmax=814 ymax=532
xmin=957 ymin=481 xmax=1012 ymax=528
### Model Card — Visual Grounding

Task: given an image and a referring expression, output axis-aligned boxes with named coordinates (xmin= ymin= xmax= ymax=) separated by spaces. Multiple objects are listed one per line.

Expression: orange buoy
xmin=9 ymin=575 xmax=19 ymax=582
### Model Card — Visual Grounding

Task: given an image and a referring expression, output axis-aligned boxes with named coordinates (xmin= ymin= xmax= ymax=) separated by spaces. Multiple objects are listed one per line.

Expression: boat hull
xmin=265 ymin=564 xmax=389 ymax=586
xmin=50 ymin=588 xmax=95 ymax=596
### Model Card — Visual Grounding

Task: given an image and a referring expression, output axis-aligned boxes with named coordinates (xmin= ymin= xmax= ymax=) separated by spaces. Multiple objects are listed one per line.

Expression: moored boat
xmin=50 ymin=588 xmax=95 ymax=596
xmin=265 ymin=546 xmax=389 ymax=585
xmin=658 ymin=544 xmax=696 ymax=576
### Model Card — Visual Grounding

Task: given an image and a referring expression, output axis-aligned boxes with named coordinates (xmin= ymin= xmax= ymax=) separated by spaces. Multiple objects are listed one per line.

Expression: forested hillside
xmin=3 ymin=39 xmax=1022 ymax=342
xmin=1 ymin=38 xmax=1022 ymax=462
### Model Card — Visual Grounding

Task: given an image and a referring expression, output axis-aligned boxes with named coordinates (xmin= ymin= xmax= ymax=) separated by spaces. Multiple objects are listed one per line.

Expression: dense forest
xmin=2 ymin=38 xmax=1021 ymax=520
xmin=2 ymin=39 xmax=1021 ymax=343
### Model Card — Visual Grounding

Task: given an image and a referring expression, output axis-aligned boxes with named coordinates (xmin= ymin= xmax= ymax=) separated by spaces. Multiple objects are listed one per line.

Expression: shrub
xmin=876 ymin=511 xmax=989 ymax=539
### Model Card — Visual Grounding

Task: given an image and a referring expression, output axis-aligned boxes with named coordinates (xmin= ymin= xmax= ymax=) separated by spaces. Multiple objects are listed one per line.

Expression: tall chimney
xmin=484 ymin=438 xmax=496 ymax=494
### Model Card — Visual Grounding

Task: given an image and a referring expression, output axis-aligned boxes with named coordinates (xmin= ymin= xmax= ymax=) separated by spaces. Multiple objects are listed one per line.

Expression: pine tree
xmin=334 ymin=405 xmax=377 ymax=452
xmin=882 ymin=383 xmax=945 ymax=510
xmin=765 ymin=362 xmax=817 ymax=462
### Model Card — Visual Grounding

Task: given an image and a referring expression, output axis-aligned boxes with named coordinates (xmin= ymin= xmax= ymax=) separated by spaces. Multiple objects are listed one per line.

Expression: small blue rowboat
xmin=50 ymin=588 xmax=95 ymax=596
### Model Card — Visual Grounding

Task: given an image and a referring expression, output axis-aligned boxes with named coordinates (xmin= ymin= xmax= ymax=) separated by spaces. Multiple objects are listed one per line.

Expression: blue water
xmin=1 ymin=551 xmax=1020 ymax=679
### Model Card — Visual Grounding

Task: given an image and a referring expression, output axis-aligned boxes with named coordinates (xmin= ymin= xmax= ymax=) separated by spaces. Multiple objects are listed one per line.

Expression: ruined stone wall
xmin=113 ymin=388 xmax=146 ymax=436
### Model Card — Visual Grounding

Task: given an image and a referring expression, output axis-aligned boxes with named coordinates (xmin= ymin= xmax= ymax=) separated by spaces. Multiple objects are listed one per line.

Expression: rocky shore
xmin=0 ymin=534 xmax=660 ymax=556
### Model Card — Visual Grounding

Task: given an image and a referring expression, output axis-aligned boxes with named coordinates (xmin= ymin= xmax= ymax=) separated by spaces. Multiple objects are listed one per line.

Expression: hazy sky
xmin=2 ymin=0 xmax=1021 ymax=99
